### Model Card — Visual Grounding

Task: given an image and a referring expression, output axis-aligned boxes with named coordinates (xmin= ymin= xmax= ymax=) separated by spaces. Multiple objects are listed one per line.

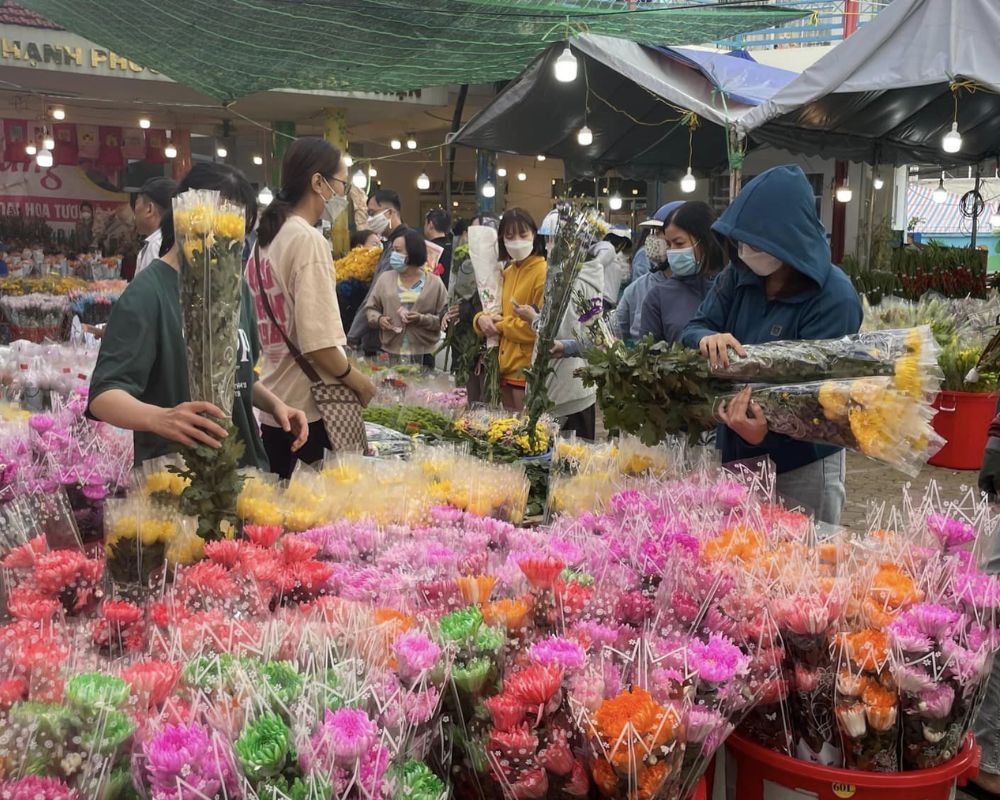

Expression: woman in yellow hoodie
xmin=475 ymin=208 xmax=547 ymax=411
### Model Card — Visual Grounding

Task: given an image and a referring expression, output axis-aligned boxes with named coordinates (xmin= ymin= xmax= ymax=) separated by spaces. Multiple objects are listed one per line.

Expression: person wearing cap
xmin=132 ymin=177 xmax=178 ymax=277
xmin=630 ymin=202 xmax=681 ymax=282
xmin=680 ymin=165 xmax=862 ymax=525
xmin=615 ymin=201 xmax=683 ymax=342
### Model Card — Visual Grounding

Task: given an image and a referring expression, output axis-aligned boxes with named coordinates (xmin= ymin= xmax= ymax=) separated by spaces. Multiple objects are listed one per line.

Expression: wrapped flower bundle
xmin=333 ymin=244 xmax=381 ymax=284
xmin=468 ymin=224 xmax=503 ymax=406
xmin=67 ymin=281 xmax=126 ymax=326
xmin=172 ymin=189 xmax=248 ymax=541
xmin=582 ymin=326 xmax=944 ymax=475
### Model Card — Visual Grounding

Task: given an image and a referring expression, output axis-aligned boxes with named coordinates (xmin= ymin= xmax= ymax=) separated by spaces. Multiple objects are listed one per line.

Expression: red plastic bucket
xmin=929 ymin=390 xmax=999 ymax=470
xmin=726 ymin=732 xmax=979 ymax=800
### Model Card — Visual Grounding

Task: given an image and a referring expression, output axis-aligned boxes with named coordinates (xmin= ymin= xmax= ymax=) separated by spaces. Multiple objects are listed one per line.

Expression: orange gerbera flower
xmin=482 ymin=597 xmax=531 ymax=632
xmin=374 ymin=607 xmax=415 ymax=632
xmin=702 ymin=525 xmax=763 ymax=562
xmin=595 ymin=687 xmax=677 ymax=754
xmin=456 ymin=575 xmax=496 ymax=604
xmin=871 ymin=563 xmax=923 ymax=609
xmin=842 ymin=628 xmax=889 ymax=673
xmin=590 ymin=757 xmax=619 ymax=794
xmin=862 ymin=683 xmax=898 ymax=732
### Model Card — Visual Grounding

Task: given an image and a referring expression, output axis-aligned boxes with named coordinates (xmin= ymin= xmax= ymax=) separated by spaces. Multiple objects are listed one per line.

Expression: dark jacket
xmin=681 ymin=165 xmax=863 ymax=473
xmin=639 ymin=272 xmax=714 ymax=345
xmin=348 ymin=223 xmax=406 ymax=353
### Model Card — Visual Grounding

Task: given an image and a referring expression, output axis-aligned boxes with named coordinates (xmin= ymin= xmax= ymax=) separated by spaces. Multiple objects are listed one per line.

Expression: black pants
xmin=261 ymin=419 xmax=331 ymax=480
xmin=560 ymin=404 xmax=597 ymax=441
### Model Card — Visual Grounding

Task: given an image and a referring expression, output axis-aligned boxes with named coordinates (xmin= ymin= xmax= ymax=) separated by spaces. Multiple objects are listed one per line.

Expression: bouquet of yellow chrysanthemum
xmin=334 ymin=245 xmax=381 ymax=284
xmin=104 ymin=498 xmax=202 ymax=589
xmin=172 ymin=189 xmax=248 ymax=541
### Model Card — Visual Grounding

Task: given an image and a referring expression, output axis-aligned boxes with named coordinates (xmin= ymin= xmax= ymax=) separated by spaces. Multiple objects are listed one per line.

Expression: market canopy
xmin=449 ymin=34 xmax=796 ymax=179
xmin=737 ymin=0 xmax=1000 ymax=166
xmin=18 ymin=0 xmax=806 ymax=102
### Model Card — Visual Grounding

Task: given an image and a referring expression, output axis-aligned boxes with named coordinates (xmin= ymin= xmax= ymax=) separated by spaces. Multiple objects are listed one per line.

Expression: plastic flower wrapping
xmin=67 ymin=281 xmax=126 ymax=326
xmin=582 ymin=326 xmax=945 ymax=476
xmin=0 ymin=434 xmax=998 ymax=798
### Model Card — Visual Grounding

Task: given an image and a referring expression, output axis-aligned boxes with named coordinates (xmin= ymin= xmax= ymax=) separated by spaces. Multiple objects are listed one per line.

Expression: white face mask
xmin=367 ymin=210 xmax=391 ymax=235
xmin=321 ymin=179 xmax=348 ymax=224
xmin=505 ymin=238 xmax=534 ymax=262
xmin=738 ymin=242 xmax=783 ymax=276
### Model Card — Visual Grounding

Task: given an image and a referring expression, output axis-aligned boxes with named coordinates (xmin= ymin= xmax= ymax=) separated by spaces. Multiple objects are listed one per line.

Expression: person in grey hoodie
xmin=639 ymin=201 xmax=725 ymax=344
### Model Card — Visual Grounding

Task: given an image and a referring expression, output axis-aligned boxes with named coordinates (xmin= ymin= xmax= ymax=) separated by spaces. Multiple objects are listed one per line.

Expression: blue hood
xmin=712 ymin=165 xmax=832 ymax=289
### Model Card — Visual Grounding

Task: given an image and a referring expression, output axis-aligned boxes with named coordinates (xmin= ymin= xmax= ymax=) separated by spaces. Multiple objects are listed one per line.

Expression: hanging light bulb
xmin=352 ymin=170 xmax=368 ymax=188
xmin=835 ymin=178 xmax=853 ymax=203
xmin=416 ymin=172 xmax=430 ymax=190
xmin=554 ymin=44 xmax=578 ymax=83
xmin=257 ymin=186 xmax=274 ymax=206
xmin=609 ymin=194 xmax=623 ymax=211
xmin=369 ymin=166 xmax=378 ymax=177
xmin=252 ymin=155 xmax=264 ymax=166
xmin=481 ymin=180 xmax=496 ymax=198
xmin=577 ymin=125 xmax=593 ymax=146
xmin=536 ymin=155 xmax=546 ymax=162
xmin=517 ymin=171 xmax=527 ymax=181
xmin=873 ymin=176 xmax=885 ymax=190
xmin=497 ymin=167 xmax=507 ymax=178
xmin=932 ymin=177 xmax=948 ymax=203
xmin=165 ymin=142 xmax=177 ymax=159
xmin=343 ymin=154 xmax=354 ymax=167
xmin=51 ymin=107 xmax=65 ymax=121
xmin=25 ymin=143 xmax=36 ymax=156
xmin=35 ymin=148 xmax=53 ymax=168
xmin=139 ymin=117 xmax=151 ymax=129
xmin=406 ymin=136 xmax=417 ymax=150
xmin=990 ymin=205 xmax=1000 ymax=228
xmin=42 ymin=134 xmax=54 ymax=150
xmin=390 ymin=138 xmax=402 ymax=150
xmin=680 ymin=168 xmax=697 ymax=193
xmin=942 ymin=122 xmax=962 ymax=154
xmin=216 ymin=146 xmax=228 ymax=158
xmin=631 ymin=188 xmax=639 ymax=195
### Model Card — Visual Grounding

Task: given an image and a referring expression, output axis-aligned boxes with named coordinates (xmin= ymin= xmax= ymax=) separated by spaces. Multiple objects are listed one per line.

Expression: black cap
xmin=139 ymin=177 xmax=178 ymax=212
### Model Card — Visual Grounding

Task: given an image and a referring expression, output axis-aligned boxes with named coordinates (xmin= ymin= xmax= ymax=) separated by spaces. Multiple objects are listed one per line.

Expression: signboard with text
xmin=0 ymin=160 xmax=127 ymax=231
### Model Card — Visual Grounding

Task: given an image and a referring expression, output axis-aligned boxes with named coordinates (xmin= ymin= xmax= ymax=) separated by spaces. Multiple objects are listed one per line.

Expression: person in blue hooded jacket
xmin=680 ymin=165 xmax=863 ymax=525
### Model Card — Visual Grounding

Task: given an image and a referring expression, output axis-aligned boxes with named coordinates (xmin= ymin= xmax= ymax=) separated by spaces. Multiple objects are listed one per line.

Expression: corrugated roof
xmin=0 ymin=1 xmax=60 ymax=29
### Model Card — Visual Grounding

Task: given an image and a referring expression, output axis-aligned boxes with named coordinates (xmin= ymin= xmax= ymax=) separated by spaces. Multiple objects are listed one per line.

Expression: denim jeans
xmin=775 ymin=449 xmax=847 ymax=526
xmin=974 ymin=527 xmax=1000 ymax=775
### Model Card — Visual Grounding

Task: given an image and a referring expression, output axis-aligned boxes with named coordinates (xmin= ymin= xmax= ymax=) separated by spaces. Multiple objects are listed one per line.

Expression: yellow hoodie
xmin=476 ymin=254 xmax=547 ymax=383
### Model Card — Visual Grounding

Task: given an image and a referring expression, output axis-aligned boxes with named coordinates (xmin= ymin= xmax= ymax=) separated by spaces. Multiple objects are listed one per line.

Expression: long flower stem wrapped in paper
xmin=580 ymin=326 xmax=943 ymax=475
xmin=468 ymin=225 xmax=503 ymax=407
xmin=171 ymin=189 xmax=248 ymax=540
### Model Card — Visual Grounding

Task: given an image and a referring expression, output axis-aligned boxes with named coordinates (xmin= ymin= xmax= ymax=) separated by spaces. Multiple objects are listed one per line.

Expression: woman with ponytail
xmin=248 ymin=136 xmax=376 ymax=478
xmin=88 ymin=162 xmax=309 ymax=470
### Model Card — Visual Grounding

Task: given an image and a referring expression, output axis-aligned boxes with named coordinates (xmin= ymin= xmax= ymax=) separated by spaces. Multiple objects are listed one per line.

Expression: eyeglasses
xmin=327 ymin=176 xmax=349 ymax=192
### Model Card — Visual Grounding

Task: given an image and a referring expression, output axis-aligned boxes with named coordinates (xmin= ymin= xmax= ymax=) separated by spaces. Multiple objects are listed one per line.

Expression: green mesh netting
xmin=20 ymin=0 xmax=807 ymax=101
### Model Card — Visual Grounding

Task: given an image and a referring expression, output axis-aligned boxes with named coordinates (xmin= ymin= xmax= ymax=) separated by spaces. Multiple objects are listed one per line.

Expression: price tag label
xmin=832 ymin=783 xmax=856 ymax=798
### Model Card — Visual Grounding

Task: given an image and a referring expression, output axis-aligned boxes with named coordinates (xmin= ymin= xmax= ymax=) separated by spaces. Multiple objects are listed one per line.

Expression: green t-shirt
xmin=88 ymin=259 xmax=269 ymax=471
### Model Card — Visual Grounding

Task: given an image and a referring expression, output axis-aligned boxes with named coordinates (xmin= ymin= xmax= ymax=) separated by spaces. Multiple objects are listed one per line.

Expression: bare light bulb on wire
xmin=406 ymin=136 xmax=417 ymax=150
xmin=257 ymin=186 xmax=274 ymax=206
xmin=51 ymin=107 xmax=65 ymax=121
xmin=352 ymin=170 xmax=368 ymax=189
xmin=416 ymin=172 xmax=430 ymax=191
xmin=609 ymin=194 xmax=623 ymax=211
xmin=873 ymin=176 xmax=884 ymax=190
xmin=165 ymin=142 xmax=177 ymax=159
xmin=216 ymin=146 xmax=228 ymax=158
xmin=577 ymin=125 xmax=593 ymax=146
xmin=680 ymin=168 xmax=696 ymax=193
xmin=517 ymin=171 xmax=527 ymax=182
xmin=343 ymin=154 xmax=354 ymax=167
xmin=482 ymin=180 xmax=496 ymax=198
xmin=497 ymin=167 xmax=507 ymax=177
xmin=835 ymin=179 xmax=853 ymax=203
xmin=942 ymin=122 xmax=962 ymax=154
xmin=368 ymin=166 xmax=378 ymax=178
xmin=25 ymin=143 xmax=36 ymax=156
xmin=536 ymin=154 xmax=546 ymax=162
xmin=932 ymin=177 xmax=948 ymax=203
xmin=390 ymin=138 xmax=402 ymax=151
xmin=554 ymin=44 xmax=578 ymax=82
xmin=42 ymin=134 xmax=54 ymax=150
xmin=35 ymin=148 xmax=53 ymax=168
xmin=138 ymin=118 xmax=151 ymax=129
xmin=253 ymin=155 xmax=264 ymax=166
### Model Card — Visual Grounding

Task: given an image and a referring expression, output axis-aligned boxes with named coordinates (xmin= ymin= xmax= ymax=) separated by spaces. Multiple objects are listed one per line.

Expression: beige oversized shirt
xmin=247 ymin=215 xmax=347 ymax=425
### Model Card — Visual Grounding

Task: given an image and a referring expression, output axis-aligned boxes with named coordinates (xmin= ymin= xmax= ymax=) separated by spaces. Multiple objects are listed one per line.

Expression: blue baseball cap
xmin=638 ymin=201 xmax=684 ymax=229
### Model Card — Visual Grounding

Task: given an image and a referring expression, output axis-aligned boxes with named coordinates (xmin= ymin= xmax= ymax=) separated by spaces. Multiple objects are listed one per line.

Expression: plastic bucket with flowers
xmin=928 ymin=390 xmax=999 ymax=470
xmin=726 ymin=731 xmax=979 ymax=800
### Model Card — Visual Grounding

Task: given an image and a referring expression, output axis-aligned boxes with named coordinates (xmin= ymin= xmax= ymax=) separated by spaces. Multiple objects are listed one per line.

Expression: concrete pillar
xmin=270 ymin=121 xmax=296 ymax=188
xmin=476 ymin=150 xmax=497 ymax=216
xmin=323 ymin=109 xmax=350 ymax=258
xmin=171 ymin=130 xmax=192 ymax=180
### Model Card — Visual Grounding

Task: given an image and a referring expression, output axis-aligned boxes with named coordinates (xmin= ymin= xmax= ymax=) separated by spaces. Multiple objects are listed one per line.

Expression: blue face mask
xmin=389 ymin=251 xmax=408 ymax=272
xmin=666 ymin=247 xmax=699 ymax=277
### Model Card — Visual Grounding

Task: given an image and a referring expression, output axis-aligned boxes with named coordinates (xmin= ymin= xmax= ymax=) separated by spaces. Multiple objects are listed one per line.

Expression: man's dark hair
xmin=389 ymin=226 xmax=428 ymax=267
xmin=137 ymin=177 xmax=178 ymax=214
xmin=425 ymin=208 xmax=451 ymax=235
xmin=369 ymin=188 xmax=401 ymax=213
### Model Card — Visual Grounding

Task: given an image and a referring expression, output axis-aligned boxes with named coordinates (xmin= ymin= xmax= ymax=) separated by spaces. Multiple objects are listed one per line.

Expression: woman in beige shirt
xmin=365 ymin=227 xmax=447 ymax=366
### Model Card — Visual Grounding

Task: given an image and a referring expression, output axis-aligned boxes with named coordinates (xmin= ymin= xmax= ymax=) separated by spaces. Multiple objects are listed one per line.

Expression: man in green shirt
xmin=88 ymin=163 xmax=308 ymax=470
